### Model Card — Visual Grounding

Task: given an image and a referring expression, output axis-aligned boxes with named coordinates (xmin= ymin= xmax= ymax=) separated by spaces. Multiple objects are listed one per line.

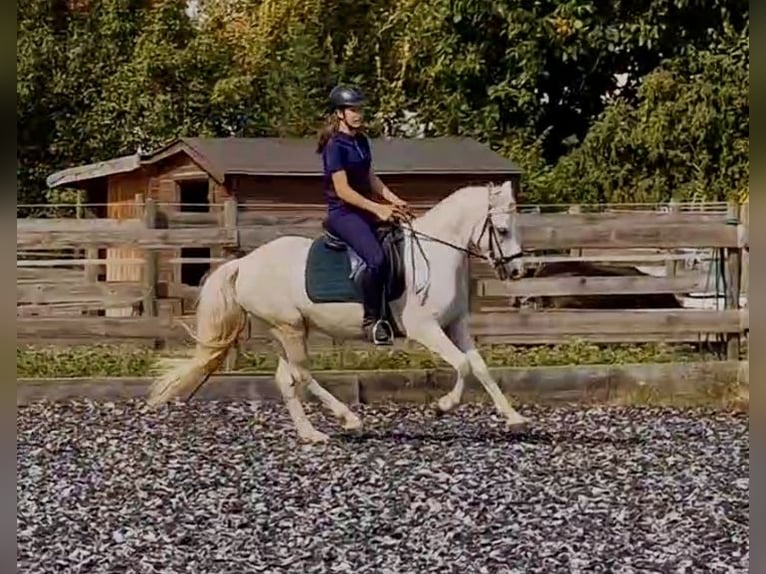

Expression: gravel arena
xmin=18 ymin=398 xmax=748 ymax=573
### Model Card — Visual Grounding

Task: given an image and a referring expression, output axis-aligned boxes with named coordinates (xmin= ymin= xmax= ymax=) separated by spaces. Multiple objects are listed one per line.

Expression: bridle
xmin=398 ymin=204 xmax=524 ymax=282
xmin=474 ymin=211 xmax=524 ymax=280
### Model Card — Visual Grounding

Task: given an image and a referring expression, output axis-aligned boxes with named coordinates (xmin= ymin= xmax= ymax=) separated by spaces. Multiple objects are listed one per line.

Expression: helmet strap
xmin=336 ymin=108 xmax=357 ymax=134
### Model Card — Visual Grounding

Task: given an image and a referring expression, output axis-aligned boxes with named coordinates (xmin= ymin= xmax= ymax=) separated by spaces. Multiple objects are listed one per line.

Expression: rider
xmin=316 ymin=85 xmax=411 ymax=345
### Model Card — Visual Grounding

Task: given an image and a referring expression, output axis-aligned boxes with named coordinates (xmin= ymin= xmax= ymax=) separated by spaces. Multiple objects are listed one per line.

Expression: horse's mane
xmin=417 ymin=184 xmax=488 ymax=227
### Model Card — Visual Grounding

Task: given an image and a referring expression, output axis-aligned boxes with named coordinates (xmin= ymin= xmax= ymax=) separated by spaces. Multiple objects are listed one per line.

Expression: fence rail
xmin=16 ymin=198 xmax=749 ymax=358
xmin=17 ymin=208 xmax=746 ymax=251
xmin=14 ymin=308 xmax=748 ymax=345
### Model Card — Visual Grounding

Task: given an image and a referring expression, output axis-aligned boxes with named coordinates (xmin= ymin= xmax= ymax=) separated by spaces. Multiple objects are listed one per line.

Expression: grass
xmin=17 ymin=340 xmax=722 ymax=379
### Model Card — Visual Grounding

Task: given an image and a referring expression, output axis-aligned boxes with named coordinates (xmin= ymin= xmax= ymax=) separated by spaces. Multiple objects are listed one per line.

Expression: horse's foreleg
xmin=468 ymin=353 xmax=528 ymax=428
xmin=408 ymin=319 xmax=528 ymax=429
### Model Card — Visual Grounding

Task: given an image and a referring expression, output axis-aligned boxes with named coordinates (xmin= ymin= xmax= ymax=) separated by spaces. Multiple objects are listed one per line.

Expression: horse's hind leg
xmin=305 ymin=376 xmax=362 ymax=431
xmin=271 ymin=325 xmax=360 ymax=440
xmin=274 ymin=352 xmax=328 ymax=443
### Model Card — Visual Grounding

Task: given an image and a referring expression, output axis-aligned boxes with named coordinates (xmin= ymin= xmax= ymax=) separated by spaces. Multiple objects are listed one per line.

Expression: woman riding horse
xmin=316 ymin=85 xmax=412 ymax=345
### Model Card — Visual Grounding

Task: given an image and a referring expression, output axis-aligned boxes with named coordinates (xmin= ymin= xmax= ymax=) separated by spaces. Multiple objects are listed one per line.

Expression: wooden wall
xmin=229 ymin=173 xmax=520 ymax=209
xmin=143 ymin=153 xmax=232 ymax=304
xmin=105 ymin=171 xmax=147 ymax=316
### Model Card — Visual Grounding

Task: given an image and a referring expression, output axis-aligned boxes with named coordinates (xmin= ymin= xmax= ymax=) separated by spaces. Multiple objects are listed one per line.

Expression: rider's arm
xmin=370 ymin=170 xmax=406 ymax=206
xmin=332 ymin=170 xmax=384 ymax=216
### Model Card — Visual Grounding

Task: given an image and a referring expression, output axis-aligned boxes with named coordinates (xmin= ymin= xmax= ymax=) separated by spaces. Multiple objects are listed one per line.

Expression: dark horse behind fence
xmin=514 ymin=261 xmax=684 ymax=310
xmin=512 ymin=260 xmax=733 ymax=355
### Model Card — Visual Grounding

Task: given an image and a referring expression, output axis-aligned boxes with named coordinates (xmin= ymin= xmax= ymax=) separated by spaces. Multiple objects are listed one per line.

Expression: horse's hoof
xmin=435 ymin=396 xmax=457 ymax=416
xmin=299 ymin=429 xmax=330 ymax=444
xmin=342 ymin=414 xmax=362 ymax=431
xmin=506 ymin=416 xmax=530 ymax=434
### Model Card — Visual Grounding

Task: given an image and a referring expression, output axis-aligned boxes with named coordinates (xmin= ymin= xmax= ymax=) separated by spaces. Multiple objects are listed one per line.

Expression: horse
xmin=145 ymin=180 xmax=528 ymax=443
xmin=516 ymin=261 xmax=684 ymax=310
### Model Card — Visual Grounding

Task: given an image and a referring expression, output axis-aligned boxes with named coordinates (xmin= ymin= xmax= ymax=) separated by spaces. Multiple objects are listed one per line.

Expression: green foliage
xmin=241 ymin=339 xmax=709 ymax=372
xmin=94 ymin=0 xmax=235 ymax=152
xmin=17 ymin=0 xmax=749 ymax=206
xmin=17 ymin=345 xmax=155 ymax=378
xmin=546 ymin=26 xmax=749 ymax=204
xmin=17 ymin=341 xmax=714 ymax=378
xmin=17 ymin=0 xmax=152 ymax=204
xmin=374 ymin=0 xmax=748 ymax=159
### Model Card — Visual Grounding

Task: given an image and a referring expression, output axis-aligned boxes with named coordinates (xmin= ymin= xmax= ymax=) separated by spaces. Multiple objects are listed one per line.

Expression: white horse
xmin=146 ymin=180 xmax=529 ymax=443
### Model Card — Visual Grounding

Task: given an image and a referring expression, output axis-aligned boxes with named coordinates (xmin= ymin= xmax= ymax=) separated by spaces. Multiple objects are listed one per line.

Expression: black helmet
xmin=329 ymin=85 xmax=365 ymax=109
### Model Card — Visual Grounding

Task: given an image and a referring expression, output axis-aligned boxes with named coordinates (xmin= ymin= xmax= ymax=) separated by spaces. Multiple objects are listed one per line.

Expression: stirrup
xmin=369 ymin=319 xmax=394 ymax=346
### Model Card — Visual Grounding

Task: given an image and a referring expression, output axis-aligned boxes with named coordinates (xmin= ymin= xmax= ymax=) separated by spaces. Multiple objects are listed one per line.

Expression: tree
xmin=17 ymin=0 xmax=151 ymax=203
xmin=545 ymin=25 xmax=749 ymax=204
xmin=96 ymin=0 xmax=235 ymax=152
xmin=17 ymin=0 xmax=750 ymax=207
xmin=373 ymin=0 xmax=749 ymax=165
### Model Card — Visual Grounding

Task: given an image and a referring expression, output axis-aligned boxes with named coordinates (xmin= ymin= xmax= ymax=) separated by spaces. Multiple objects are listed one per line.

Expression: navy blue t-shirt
xmin=322 ymin=131 xmax=373 ymax=212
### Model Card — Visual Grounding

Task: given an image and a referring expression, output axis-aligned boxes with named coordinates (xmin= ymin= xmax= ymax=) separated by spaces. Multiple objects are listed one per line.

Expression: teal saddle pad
xmin=305 ymin=238 xmax=363 ymax=303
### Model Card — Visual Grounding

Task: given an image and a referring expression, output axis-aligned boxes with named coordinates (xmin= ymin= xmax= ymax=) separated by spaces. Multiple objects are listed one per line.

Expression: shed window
xmin=178 ymin=179 xmax=210 ymax=212
xmin=181 ymin=247 xmax=210 ymax=286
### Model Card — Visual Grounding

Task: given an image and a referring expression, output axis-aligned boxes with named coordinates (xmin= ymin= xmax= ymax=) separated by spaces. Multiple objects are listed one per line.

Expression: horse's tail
xmin=146 ymin=259 xmax=247 ymax=407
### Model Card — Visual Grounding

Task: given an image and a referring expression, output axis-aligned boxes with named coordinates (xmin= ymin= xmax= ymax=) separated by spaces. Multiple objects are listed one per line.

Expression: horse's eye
xmin=497 ymin=227 xmax=509 ymax=236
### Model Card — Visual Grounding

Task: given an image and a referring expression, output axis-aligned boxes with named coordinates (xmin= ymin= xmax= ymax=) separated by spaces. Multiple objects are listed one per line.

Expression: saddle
xmin=320 ymin=217 xmax=407 ymax=305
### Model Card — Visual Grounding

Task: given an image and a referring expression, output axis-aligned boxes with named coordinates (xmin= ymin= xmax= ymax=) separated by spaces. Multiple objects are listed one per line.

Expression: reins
xmin=399 ymin=219 xmax=482 ymax=258
xmin=394 ymin=209 xmax=523 ymax=283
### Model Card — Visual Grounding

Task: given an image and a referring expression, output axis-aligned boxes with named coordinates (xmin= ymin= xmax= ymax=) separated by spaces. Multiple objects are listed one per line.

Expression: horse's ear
xmin=489 ymin=180 xmax=515 ymax=209
xmin=501 ymin=180 xmax=515 ymax=202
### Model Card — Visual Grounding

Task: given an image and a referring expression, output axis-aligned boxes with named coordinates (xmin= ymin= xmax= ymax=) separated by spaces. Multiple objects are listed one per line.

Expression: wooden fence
xmin=17 ymin=198 xmax=749 ymax=359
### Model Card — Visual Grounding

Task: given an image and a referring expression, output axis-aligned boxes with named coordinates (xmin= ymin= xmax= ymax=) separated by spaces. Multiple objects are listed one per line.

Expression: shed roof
xmin=45 ymin=154 xmax=141 ymax=188
xmin=47 ymin=136 xmax=522 ymax=188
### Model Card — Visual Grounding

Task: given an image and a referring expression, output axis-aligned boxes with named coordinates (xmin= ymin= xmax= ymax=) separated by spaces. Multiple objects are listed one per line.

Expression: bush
xmin=17 ymin=345 xmax=155 ymax=378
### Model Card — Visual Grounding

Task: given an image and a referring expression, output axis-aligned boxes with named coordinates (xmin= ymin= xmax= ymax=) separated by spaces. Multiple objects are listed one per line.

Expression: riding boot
xmin=360 ymin=270 xmax=393 ymax=346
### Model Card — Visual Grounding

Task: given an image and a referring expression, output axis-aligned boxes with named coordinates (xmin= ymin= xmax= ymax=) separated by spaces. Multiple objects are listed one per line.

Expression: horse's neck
xmin=413 ymin=186 xmax=485 ymax=249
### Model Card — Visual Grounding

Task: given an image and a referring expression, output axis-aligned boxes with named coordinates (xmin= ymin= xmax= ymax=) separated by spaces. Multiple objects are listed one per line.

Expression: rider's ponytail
xmin=316 ymin=113 xmax=340 ymax=153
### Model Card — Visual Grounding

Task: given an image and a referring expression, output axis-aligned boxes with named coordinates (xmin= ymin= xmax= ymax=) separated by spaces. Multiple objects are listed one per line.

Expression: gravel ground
xmin=18 ymin=400 xmax=748 ymax=574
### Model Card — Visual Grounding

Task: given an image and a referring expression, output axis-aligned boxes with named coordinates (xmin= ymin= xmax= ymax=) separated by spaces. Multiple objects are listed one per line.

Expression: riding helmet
xmin=329 ymin=85 xmax=365 ymax=109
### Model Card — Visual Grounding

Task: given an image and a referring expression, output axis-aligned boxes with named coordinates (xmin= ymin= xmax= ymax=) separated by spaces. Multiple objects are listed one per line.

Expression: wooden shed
xmin=46 ymin=136 xmax=522 ymax=313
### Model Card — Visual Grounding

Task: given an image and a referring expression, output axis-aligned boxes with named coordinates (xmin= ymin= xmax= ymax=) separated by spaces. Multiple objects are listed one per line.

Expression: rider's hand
xmin=374 ymin=203 xmax=397 ymax=221
xmin=392 ymin=197 xmax=413 ymax=216
xmin=375 ymin=202 xmax=412 ymax=223
xmin=391 ymin=196 xmax=408 ymax=208
xmin=394 ymin=204 xmax=413 ymax=221
xmin=394 ymin=200 xmax=414 ymax=220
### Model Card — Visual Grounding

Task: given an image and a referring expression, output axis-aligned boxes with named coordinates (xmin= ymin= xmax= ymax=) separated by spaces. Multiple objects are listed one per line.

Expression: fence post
xmin=222 ymin=197 xmax=239 ymax=371
xmin=78 ymin=191 xmax=99 ymax=317
xmin=223 ymin=198 xmax=238 ymax=250
xmin=725 ymin=198 xmax=742 ymax=361
xmin=741 ymin=200 xmax=749 ymax=304
xmin=142 ymin=197 xmax=159 ymax=319
xmin=568 ymin=205 xmax=581 ymax=257
xmin=665 ymin=199 xmax=679 ymax=278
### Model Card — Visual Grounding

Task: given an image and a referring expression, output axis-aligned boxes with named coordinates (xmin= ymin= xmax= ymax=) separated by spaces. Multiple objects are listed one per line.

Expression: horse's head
xmin=472 ymin=180 xmax=525 ymax=281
